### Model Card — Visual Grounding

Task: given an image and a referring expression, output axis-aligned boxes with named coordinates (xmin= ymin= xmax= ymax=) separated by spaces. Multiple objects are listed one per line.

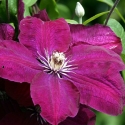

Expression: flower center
xmin=49 ymin=52 xmax=65 ymax=71
xmin=37 ymin=50 xmax=77 ymax=78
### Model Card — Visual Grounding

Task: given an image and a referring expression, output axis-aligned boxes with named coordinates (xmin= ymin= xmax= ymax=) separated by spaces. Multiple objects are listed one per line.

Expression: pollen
xmin=49 ymin=52 xmax=65 ymax=71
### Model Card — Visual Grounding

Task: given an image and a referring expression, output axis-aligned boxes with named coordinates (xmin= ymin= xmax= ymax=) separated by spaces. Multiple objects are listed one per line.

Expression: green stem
xmin=79 ymin=17 xmax=82 ymax=24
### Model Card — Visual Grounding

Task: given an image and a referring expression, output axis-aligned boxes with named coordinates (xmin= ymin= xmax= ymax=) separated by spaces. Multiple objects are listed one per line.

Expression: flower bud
xmin=75 ymin=2 xmax=85 ymax=17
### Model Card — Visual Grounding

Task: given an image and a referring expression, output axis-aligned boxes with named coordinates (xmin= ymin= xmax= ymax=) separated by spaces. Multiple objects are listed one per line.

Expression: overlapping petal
xmin=69 ymin=24 xmax=122 ymax=54
xmin=17 ymin=0 xmax=24 ymax=23
xmin=33 ymin=9 xmax=50 ymax=21
xmin=66 ymin=44 xmax=125 ymax=115
xmin=0 ymin=24 xmax=14 ymax=40
xmin=19 ymin=17 xmax=71 ymax=56
xmin=0 ymin=40 xmax=41 ymax=83
xmin=31 ymin=72 xmax=79 ymax=125
xmin=59 ymin=105 xmax=96 ymax=125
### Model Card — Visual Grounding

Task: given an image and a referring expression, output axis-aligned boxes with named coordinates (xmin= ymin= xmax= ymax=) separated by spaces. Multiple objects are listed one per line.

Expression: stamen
xmin=37 ymin=50 xmax=77 ymax=78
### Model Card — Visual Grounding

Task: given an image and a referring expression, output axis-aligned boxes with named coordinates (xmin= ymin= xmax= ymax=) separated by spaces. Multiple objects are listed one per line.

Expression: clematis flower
xmin=0 ymin=17 xmax=124 ymax=125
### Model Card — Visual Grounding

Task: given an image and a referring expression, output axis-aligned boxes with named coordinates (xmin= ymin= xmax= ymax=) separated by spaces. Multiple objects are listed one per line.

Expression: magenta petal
xmin=0 ymin=41 xmax=41 ymax=83
xmin=59 ymin=105 xmax=96 ymax=125
xmin=0 ymin=24 xmax=14 ymax=40
xmin=70 ymin=24 xmax=122 ymax=54
xmin=69 ymin=72 xmax=125 ymax=115
xmin=31 ymin=72 xmax=79 ymax=125
xmin=17 ymin=0 xmax=24 ymax=22
xmin=66 ymin=44 xmax=125 ymax=115
xmin=33 ymin=9 xmax=50 ymax=21
xmin=66 ymin=44 xmax=125 ymax=75
xmin=19 ymin=17 xmax=71 ymax=55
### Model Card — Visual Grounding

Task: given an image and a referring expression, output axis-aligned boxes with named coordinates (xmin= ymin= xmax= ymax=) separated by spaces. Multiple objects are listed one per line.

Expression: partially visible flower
xmin=33 ymin=9 xmax=50 ymax=21
xmin=0 ymin=24 xmax=14 ymax=40
xmin=60 ymin=105 xmax=96 ymax=125
xmin=0 ymin=17 xmax=124 ymax=125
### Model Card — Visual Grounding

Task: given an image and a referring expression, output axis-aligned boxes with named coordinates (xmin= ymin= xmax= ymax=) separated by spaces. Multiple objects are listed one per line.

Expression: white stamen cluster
xmin=37 ymin=50 xmax=76 ymax=78
xmin=49 ymin=52 xmax=65 ymax=71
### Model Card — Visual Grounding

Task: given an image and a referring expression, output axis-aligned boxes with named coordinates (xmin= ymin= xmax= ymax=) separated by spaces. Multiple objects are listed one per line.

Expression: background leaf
xmin=65 ymin=19 xmax=78 ymax=24
xmin=107 ymin=18 xmax=125 ymax=54
xmin=57 ymin=4 xmax=71 ymax=19
xmin=23 ymin=0 xmax=37 ymax=7
xmin=0 ymin=0 xmax=17 ymax=23
xmin=38 ymin=0 xmax=59 ymax=19
xmin=83 ymin=11 xmax=109 ymax=25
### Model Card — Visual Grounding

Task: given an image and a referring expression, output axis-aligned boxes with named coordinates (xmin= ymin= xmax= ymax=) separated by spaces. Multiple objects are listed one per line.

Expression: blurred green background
xmin=56 ymin=0 xmax=125 ymax=27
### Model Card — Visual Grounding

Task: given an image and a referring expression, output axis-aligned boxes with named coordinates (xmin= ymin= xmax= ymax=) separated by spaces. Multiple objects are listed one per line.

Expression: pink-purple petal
xmin=17 ymin=0 xmax=24 ymax=23
xmin=69 ymin=73 xmax=125 ymax=115
xmin=33 ymin=9 xmax=50 ymax=21
xmin=0 ymin=24 xmax=14 ymax=40
xmin=65 ymin=44 xmax=125 ymax=115
xmin=69 ymin=24 xmax=122 ymax=54
xmin=31 ymin=72 xmax=79 ymax=125
xmin=19 ymin=17 xmax=71 ymax=56
xmin=66 ymin=44 xmax=125 ymax=75
xmin=0 ymin=40 xmax=41 ymax=83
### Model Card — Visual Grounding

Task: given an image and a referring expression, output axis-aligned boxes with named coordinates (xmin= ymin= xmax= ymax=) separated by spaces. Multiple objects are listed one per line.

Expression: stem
xmin=6 ymin=0 xmax=10 ymax=22
xmin=79 ymin=17 xmax=82 ymax=24
xmin=104 ymin=0 xmax=120 ymax=26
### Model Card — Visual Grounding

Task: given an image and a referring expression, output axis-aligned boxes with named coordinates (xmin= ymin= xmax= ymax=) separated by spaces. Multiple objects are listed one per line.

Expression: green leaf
xmin=0 ymin=0 xmax=17 ymax=23
xmin=107 ymin=18 xmax=125 ymax=54
xmin=57 ymin=4 xmax=71 ymax=19
xmin=97 ymin=0 xmax=125 ymax=23
xmin=121 ymin=54 xmax=125 ymax=82
xmin=121 ymin=54 xmax=125 ymax=63
xmin=83 ymin=11 xmax=109 ymax=25
xmin=23 ymin=0 xmax=37 ymax=7
xmin=107 ymin=18 xmax=124 ymax=38
xmin=39 ymin=0 xmax=59 ymax=19
xmin=66 ymin=19 xmax=78 ymax=24
xmin=23 ymin=4 xmax=31 ymax=17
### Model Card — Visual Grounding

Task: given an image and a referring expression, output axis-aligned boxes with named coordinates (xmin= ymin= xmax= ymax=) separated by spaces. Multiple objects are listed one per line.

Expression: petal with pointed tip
xmin=33 ymin=9 xmax=50 ymax=21
xmin=31 ymin=72 xmax=79 ymax=125
xmin=19 ymin=17 xmax=71 ymax=55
